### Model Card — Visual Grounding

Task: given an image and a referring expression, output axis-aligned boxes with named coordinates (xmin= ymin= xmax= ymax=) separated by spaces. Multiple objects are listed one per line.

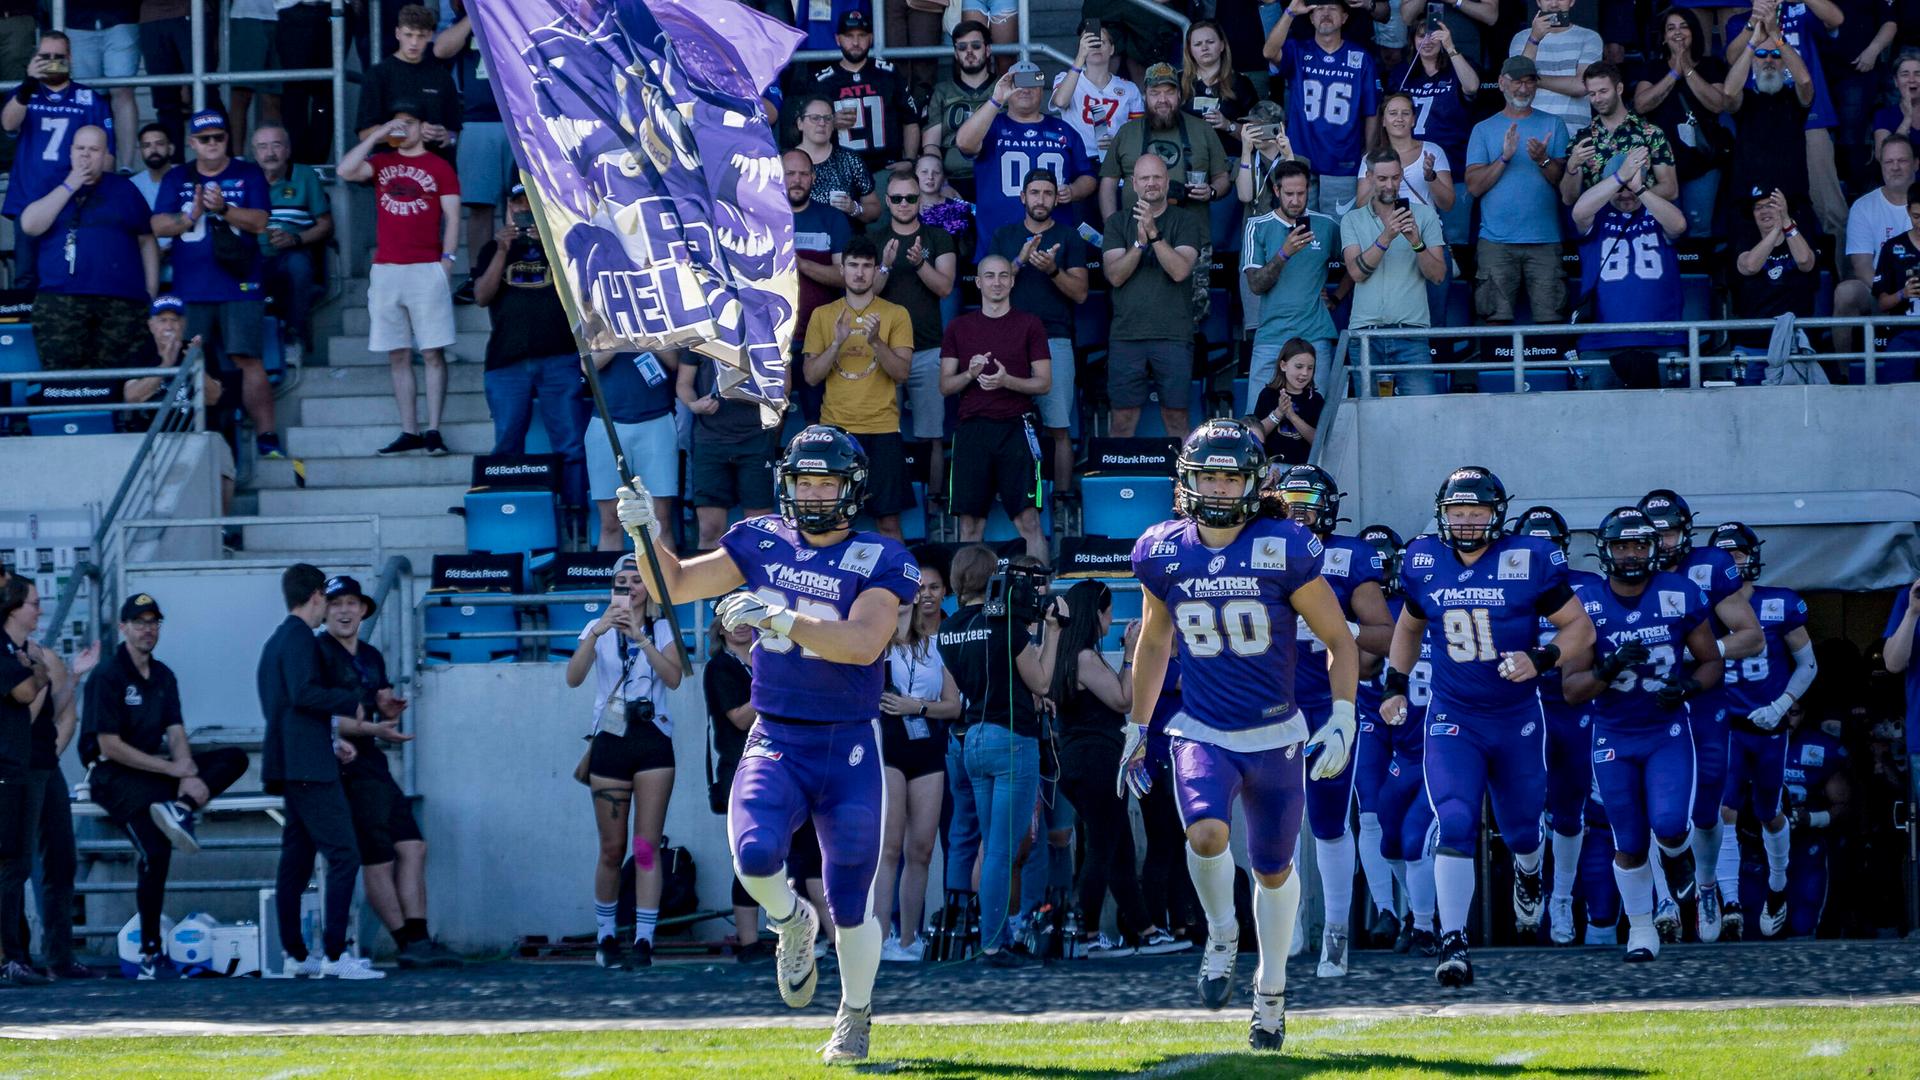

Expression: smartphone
xmin=1392 ymin=196 xmax=1412 ymax=214
xmin=613 ymin=585 xmax=631 ymax=596
xmin=1425 ymin=7 xmax=1443 ymax=32
xmin=1084 ymin=17 xmax=1100 ymax=36
xmin=1291 ymin=219 xmax=1313 ymax=236
xmin=1548 ymin=11 xmax=1569 ymax=27
xmin=1013 ymin=68 xmax=1044 ymax=89
xmin=512 ymin=210 xmax=535 ymax=229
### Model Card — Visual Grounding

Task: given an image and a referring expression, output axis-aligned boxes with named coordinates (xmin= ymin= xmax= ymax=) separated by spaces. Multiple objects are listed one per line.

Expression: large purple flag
xmin=469 ymin=0 xmax=801 ymax=413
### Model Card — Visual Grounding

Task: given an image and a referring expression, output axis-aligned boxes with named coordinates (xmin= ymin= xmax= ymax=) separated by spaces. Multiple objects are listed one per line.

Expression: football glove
xmin=615 ymin=483 xmax=658 ymax=539
xmin=715 ymin=592 xmax=796 ymax=637
xmin=1593 ymin=640 xmax=1650 ymax=684
xmin=1655 ymin=676 xmax=1702 ymax=711
xmin=1305 ymin=700 xmax=1356 ymax=781
xmin=1116 ymin=724 xmax=1152 ymax=799
xmin=1746 ymin=693 xmax=1793 ymax=732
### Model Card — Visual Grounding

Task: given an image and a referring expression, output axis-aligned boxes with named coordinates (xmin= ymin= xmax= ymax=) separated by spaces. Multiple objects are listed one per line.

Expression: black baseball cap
xmin=120 ymin=593 xmax=163 ymax=621
xmin=325 ymin=574 xmax=376 ymax=616
xmin=837 ymin=9 xmax=871 ymax=32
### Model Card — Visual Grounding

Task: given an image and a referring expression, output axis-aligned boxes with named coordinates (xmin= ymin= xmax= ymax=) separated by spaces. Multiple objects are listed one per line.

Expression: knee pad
xmin=731 ymin=830 xmax=786 ymax=881
xmin=1433 ymin=799 xmax=1478 ymax=854
xmin=632 ymin=834 xmax=656 ymax=872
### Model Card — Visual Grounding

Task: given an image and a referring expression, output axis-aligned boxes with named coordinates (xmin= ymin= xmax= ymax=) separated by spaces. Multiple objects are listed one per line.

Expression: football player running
xmin=1126 ymin=421 xmax=1359 ymax=1052
xmin=616 ymin=426 xmax=919 ymax=1065
xmin=1272 ymin=466 xmax=1395 ymax=977
xmin=1381 ymin=467 xmax=1594 ymax=987
xmin=1562 ymin=507 xmax=1722 ymax=962
xmin=1710 ymin=523 xmax=1816 ymax=940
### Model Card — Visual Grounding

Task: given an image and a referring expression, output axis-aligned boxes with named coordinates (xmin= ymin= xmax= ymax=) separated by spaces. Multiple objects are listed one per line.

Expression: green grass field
xmin=4 ymin=1005 xmax=1915 ymax=1078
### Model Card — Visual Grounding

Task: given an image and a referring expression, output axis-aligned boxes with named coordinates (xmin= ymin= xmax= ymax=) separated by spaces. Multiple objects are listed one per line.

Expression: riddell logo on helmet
xmin=795 ymin=458 xmax=827 ymax=469
xmin=1202 ymin=455 xmax=1237 ymax=467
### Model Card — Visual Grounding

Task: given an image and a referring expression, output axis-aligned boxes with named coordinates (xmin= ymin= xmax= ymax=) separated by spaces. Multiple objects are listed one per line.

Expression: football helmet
xmin=1515 ymin=505 xmax=1571 ymax=551
xmin=777 ymin=425 xmax=869 ymax=535
xmin=1175 ymin=420 xmax=1271 ymax=528
xmin=1637 ymin=489 xmax=1694 ymax=570
xmin=1434 ymin=466 xmax=1509 ymax=553
xmin=1597 ymin=506 xmax=1658 ymax=584
xmin=1711 ymin=521 xmax=1764 ymax=581
xmin=1276 ymin=465 xmax=1343 ymax=536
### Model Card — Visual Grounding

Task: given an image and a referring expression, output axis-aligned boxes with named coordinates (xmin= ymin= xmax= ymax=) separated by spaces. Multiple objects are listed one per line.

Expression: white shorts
xmin=585 ymin=412 xmax=681 ymax=501
xmin=367 ymin=261 xmax=457 ymax=354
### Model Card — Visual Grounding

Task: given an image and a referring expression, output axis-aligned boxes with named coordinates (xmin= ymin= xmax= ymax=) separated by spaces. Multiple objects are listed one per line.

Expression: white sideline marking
xmin=1806 ymin=1041 xmax=1848 ymax=1057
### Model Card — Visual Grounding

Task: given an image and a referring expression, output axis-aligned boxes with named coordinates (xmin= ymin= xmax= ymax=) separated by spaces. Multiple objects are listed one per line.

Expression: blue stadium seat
xmin=423 ymin=597 xmax=519 ymax=664
xmin=1680 ymin=274 xmax=1714 ymax=322
xmin=1101 ymin=581 xmax=1143 ymax=651
xmin=261 ymin=316 xmax=285 ymax=378
xmin=900 ymin=481 xmax=927 ymax=542
xmin=983 ymin=480 xmax=1052 ymax=542
xmin=28 ymin=410 xmax=114 ymax=435
xmin=0 ymin=325 xmax=39 ymax=406
xmin=1131 ymin=382 xmax=1207 ymax=438
xmin=1202 ymin=289 xmax=1232 ymax=347
xmin=1081 ymin=476 xmax=1172 ymax=539
xmin=1076 ymin=291 xmax=1111 ymax=351
xmin=465 ymin=491 xmax=559 ymax=556
xmin=1812 ymin=271 xmax=1833 ymax=317
xmin=1479 ymin=368 xmax=1573 ymax=393
xmin=545 ymin=591 xmax=606 ymax=661
xmin=1231 ymin=377 xmax=1251 ymax=416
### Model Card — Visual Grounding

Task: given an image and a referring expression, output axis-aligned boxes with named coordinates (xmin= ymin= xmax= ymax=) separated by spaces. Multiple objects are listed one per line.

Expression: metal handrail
xmin=362 ymin=553 xmax=417 ymax=794
xmin=1306 ymin=329 xmax=1351 ymax=471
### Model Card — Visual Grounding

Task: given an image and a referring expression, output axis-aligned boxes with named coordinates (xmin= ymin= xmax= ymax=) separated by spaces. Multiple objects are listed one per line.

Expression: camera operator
xmin=564 ymin=554 xmax=683 ymax=970
xmin=935 ymin=544 xmax=1061 ymax=967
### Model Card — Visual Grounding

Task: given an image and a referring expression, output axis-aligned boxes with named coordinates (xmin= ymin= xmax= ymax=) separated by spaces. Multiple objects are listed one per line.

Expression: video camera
xmin=984 ymin=559 xmax=1050 ymax=624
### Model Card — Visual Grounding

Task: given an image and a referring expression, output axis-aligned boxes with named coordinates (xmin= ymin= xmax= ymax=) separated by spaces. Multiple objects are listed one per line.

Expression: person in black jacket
xmin=258 ymin=563 xmax=382 ymax=979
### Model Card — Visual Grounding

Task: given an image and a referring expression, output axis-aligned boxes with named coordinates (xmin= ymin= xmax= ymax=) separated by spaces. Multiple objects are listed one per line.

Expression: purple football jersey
xmin=1293 ymin=533 xmax=1383 ymax=712
xmin=1581 ymin=571 xmax=1710 ymax=733
xmin=1132 ymin=515 xmax=1323 ymax=749
xmin=718 ymin=515 xmax=920 ymax=722
xmin=1723 ymin=585 xmax=1809 ymax=717
xmin=1400 ymin=533 xmax=1574 ymax=715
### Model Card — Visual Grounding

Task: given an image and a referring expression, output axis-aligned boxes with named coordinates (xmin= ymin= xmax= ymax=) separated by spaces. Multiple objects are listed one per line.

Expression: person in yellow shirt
xmin=802 ymin=234 xmax=917 ymax=539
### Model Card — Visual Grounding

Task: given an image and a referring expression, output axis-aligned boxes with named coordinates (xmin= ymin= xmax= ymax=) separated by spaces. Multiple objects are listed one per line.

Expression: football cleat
xmin=1393 ymin=912 xmax=1414 ymax=954
xmin=1624 ymin=923 xmax=1660 ymax=963
xmin=1721 ymin=900 xmax=1745 ymax=941
xmin=1196 ymin=931 xmax=1239 ymax=1010
xmin=1653 ymin=898 xmax=1681 ymax=943
xmin=819 ymin=1003 xmax=872 ymax=1065
xmin=1316 ymin=926 xmax=1349 ymax=978
xmin=1512 ymin=862 xmax=1544 ymax=935
xmin=1410 ymin=924 xmax=1439 ymax=957
xmin=1697 ymin=882 xmax=1724 ymax=943
xmin=1369 ymin=908 xmax=1401 ymax=948
xmin=1248 ymin=993 xmax=1286 ymax=1052
xmin=1434 ymin=931 xmax=1473 ymax=987
xmin=772 ymin=900 xmax=821 ymax=1008
xmin=1760 ymin=888 xmax=1789 ymax=938
xmin=595 ymin=937 xmax=627 ymax=971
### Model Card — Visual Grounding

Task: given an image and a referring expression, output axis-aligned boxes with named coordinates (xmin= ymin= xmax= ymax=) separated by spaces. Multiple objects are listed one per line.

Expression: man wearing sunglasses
xmin=1722 ymin=11 xmax=1817 ymax=237
xmin=920 ymin=21 xmax=996 ymax=203
xmin=872 ymin=168 xmax=956 ymax=500
xmin=2 ymin=31 xmax=114 ymax=292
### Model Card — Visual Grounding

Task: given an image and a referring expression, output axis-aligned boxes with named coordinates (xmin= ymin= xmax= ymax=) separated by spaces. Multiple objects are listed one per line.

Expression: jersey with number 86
xmin=1399 ymin=533 xmax=1574 ymax=716
xmin=1133 ymin=515 xmax=1323 ymax=738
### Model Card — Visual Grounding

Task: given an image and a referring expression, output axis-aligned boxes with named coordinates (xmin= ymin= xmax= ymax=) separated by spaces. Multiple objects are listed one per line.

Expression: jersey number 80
xmin=1174 ymin=599 xmax=1273 ymax=658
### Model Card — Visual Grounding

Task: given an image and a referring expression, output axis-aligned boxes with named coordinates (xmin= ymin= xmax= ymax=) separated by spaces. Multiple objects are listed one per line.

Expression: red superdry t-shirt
xmin=370 ymin=149 xmax=460 ymax=265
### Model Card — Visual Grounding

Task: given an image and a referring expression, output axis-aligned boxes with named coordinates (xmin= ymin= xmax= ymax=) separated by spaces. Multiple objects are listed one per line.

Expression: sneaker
xmin=595 ymin=936 xmax=628 ymax=971
xmin=376 ymin=432 xmax=426 ymax=456
xmin=1368 ymin=907 xmax=1400 ymax=948
xmin=148 ymin=800 xmax=200 ymax=855
xmin=1697 ymin=882 xmax=1724 ymax=943
xmin=421 ymin=429 xmax=450 ymax=456
xmin=1410 ymin=924 xmax=1439 ymax=957
xmin=1721 ymin=900 xmax=1745 ymax=941
xmin=134 ymin=952 xmax=167 ymax=982
xmin=1084 ymin=934 xmax=1136 ymax=959
xmin=1393 ymin=912 xmax=1413 ymax=954
xmin=1624 ymin=922 xmax=1660 ymax=963
xmin=2 ymin=959 xmax=49 ymax=987
xmin=1434 ymin=930 xmax=1473 ymax=988
xmin=895 ymin=936 xmax=926 ymax=961
xmin=1248 ymin=992 xmax=1286 ymax=1052
xmin=1512 ymin=862 xmax=1544 ymax=935
xmin=1135 ymin=928 xmax=1191 ymax=956
xmin=1549 ymin=896 xmax=1577 ymax=945
xmin=1316 ymin=925 xmax=1349 ymax=978
xmin=1760 ymin=887 xmax=1789 ymax=938
xmin=629 ymin=939 xmax=653 ymax=968
xmin=288 ymin=953 xmax=324 ymax=978
xmin=47 ymin=959 xmax=98 ymax=980
xmin=320 ymin=955 xmax=386 ymax=980
xmin=1653 ymin=898 xmax=1681 ymax=944
xmin=880 ymin=934 xmax=916 ymax=963
xmin=734 ymin=939 xmax=775 ymax=963
xmin=255 ymin=432 xmax=286 ymax=460
xmin=818 ymin=1002 xmax=871 ymax=1065
xmin=771 ymin=900 xmax=821 ymax=1007
xmin=1196 ymin=930 xmax=1238 ymax=1010
xmin=978 ymin=948 xmax=1032 ymax=969
xmin=397 ymin=938 xmax=465 ymax=969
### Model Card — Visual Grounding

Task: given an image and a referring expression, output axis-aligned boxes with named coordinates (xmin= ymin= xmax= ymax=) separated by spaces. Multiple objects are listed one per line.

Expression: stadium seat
xmin=982 ymin=481 xmax=1052 ymax=542
xmin=1479 ymin=368 xmax=1573 ymax=393
xmin=544 ymin=591 xmax=607 ymax=661
xmin=261 ymin=316 xmax=285 ymax=378
xmin=27 ymin=410 xmax=115 ymax=436
xmin=1075 ymin=291 xmax=1111 ymax=351
xmin=1102 ymin=581 xmax=1143 ymax=652
xmin=900 ymin=481 xmax=927 ymax=542
xmin=1081 ymin=476 xmax=1173 ymax=539
xmin=0 ymin=325 xmax=39 ymax=406
xmin=465 ymin=491 xmax=560 ymax=556
xmin=1680 ymin=275 xmax=1714 ymax=322
xmin=423 ymin=597 xmax=519 ymax=665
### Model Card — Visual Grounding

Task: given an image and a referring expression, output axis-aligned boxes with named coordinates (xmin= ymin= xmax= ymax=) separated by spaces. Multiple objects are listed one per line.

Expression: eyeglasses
xmin=1753 ymin=48 xmax=1782 ymax=58
xmin=801 ymin=113 xmax=833 ymax=123
xmin=192 ymin=133 xmax=228 ymax=143
xmin=888 ymin=193 xmax=920 ymax=204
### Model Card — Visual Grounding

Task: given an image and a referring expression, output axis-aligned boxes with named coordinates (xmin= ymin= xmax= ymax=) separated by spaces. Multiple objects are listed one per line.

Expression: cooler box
xmin=258 ymin=886 xmax=324 ymax=978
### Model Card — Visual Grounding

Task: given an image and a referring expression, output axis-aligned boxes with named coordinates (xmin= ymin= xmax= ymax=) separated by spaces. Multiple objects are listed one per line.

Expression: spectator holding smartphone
xmin=1051 ymin=20 xmax=1141 ymax=166
xmin=1510 ymin=0 xmax=1603 ymax=133
xmin=1243 ymin=160 xmax=1338 ymax=401
xmin=1870 ymin=185 xmax=1920 ymax=382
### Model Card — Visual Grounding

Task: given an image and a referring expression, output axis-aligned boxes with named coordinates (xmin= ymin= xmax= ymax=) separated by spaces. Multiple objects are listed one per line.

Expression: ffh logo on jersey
xmin=1761 ymin=597 xmax=1785 ymax=621
xmin=1149 ymin=540 xmax=1179 ymax=559
xmin=1411 ymin=553 xmax=1434 ymax=569
xmin=1497 ymin=550 xmax=1531 ymax=580
xmin=1658 ymin=591 xmax=1688 ymax=618
xmin=1324 ymin=548 xmax=1351 ymax=577
xmin=1250 ymin=539 xmax=1287 ymax=571
xmin=1207 ymin=555 xmax=1227 ymax=575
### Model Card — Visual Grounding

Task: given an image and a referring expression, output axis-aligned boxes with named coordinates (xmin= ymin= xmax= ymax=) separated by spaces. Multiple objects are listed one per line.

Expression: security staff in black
xmin=0 ymin=576 xmax=56 ymax=986
xmin=316 ymin=575 xmax=461 ymax=969
xmin=259 ymin=564 xmax=383 ymax=979
xmin=83 ymin=593 xmax=249 ymax=979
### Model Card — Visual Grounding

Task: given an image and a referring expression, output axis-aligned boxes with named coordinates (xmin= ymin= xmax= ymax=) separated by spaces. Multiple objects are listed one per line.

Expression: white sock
xmin=1512 ymin=843 xmax=1542 ymax=876
xmin=634 ymin=907 xmax=658 ymax=947
xmin=1717 ymin=825 xmax=1742 ymax=891
xmin=1434 ymin=853 xmax=1476 ymax=935
xmin=1406 ymin=855 xmax=1436 ymax=924
xmin=1691 ymin=822 xmax=1723 ymax=888
xmin=1762 ymin=821 xmax=1791 ymax=892
xmin=1186 ymin=845 xmax=1239 ymax=939
xmin=835 ymin=916 xmax=882 ymax=1010
xmin=1315 ymin=832 xmax=1356 ymax=931
xmin=1357 ymin=814 xmax=1396 ymax=916
xmin=1550 ymin=831 xmax=1583 ymax=901
xmin=1389 ymin=858 xmax=1409 ymax=907
xmin=737 ymin=869 xmax=799 ymax=923
xmin=594 ymin=900 xmax=618 ymax=943
xmin=1613 ymin=861 xmax=1654 ymax=925
xmin=1253 ymin=872 xmax=1301 ymax=996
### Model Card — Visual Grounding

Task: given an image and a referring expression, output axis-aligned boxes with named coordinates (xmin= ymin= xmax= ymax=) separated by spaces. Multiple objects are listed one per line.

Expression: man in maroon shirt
xmin=937 ymin=254 xmax=1051 ymax=562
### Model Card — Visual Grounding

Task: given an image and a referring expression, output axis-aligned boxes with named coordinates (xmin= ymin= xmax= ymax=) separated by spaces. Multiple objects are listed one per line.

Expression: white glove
xmin=1747 ymin=692 xmax=1793 ymax=732
xmin=716 ymin=591 xmax=796 ymax=637
xmin=1305 ymin=699 xmax=1356 ymax=781
xmin=1116 ymin=723 xmax=1151 ymax=799
xmin=615 ymin=484 xmax=657 ymax=539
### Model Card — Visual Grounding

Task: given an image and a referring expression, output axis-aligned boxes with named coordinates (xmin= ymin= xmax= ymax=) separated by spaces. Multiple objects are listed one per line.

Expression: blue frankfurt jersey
xmin=1674 ymin=545 xmax=1744 ymax=612
xmin=1133 ymin=515 xmax=1322 ymax=746
xmin=3 ymin=82 xmax=115 ymax=216
xmin=718 ymin=515 xmax=920 ymax=723
xmin=970 ymin=114 xmax=1092 ymax=258
xmin=1578 ymin=204 xmax=1681 ymax=351
xmin=1400 ymin=533 xmax=1573 ymax=714
xmin=1388 ymin=60 xmax=1472 ymax=170
xmin=1294 ymin=533 xmax=1382 ymax=712
xmin=1783 ymin=727 xmax=1845 ymax=810
xmin=1539 ymin=568 xmax=1604 ymax=706
xmin=1277 ymin=38 xmax=1380 ymax=177
xmin=155 ymin=160 xmax=272 ymax=300
xmin=1723 ymin=585 xmax=1808 ymax=717
xmin=1580 ymin=572 xmax=1710 ymax=733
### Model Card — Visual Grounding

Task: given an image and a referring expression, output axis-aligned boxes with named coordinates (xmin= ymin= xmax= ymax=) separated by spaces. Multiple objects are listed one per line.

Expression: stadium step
xmin=284 ymin=420 xmax=496 ymax=459
xmin=243 ymin=512 xmax=466 ymax=554
xmin=252 ymin=452 xmax=479 ymax=491
xmin=323 ymin=331 xmax=492 ymax=366
xmin=256 ymin=483 xmax=471 ymax=518
xmin=341 ymin=303 xmax=492 ymax=338
xmin=294 ymin=364 xmax=486 ymax=398
xmin=301 ymin=391 xmax=494 ymax=428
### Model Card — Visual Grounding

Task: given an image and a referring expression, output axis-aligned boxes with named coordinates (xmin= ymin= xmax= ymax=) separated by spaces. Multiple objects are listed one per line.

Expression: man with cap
xmin=955 ymin=60 xmax=1096 ymax=252
xmin=260 ymin=562 xmax=384 ymax=979
xmin=317 ymin=575 xmax=462 ymax=968
xmin=340 ymin=101 xmax=463 ymax=459
xmin=81 ymin=593 xmax=251 ymax=979
xmin=1 ymin=30 xmax=114 ymax=291
xmin=1264 ymin=0 xmax=1381 ymax=216
xmin=811 ymin=10 xmax=922 ymax=177
xmin=151 ymin=108 xmax=278 ymax=457
xmin=122 ymin=296 xmax=237 ymax=506
xmin=1464 ymin=57 xmax=1569 ymax=328
xmin=353 ymin=3 xmax=460 ymax=160
xmin=18 ymin=122 xmax=158 ymax=372
xmin=1097 ymin=62 xmax=1229 ymax=230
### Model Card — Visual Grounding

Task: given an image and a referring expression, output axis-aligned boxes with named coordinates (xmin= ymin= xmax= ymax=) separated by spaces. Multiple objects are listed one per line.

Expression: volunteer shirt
xmin=1277 ymin=37 xmax=1381 ymax=178
xmin=988 ymin=218 xmax=1088 ymax=340
xmin=1101 ymin=205 xmax=1205 ymax=341
xmin=925 ymin=73 xmax=997 ymax=180
xmin=2 ymin=81 xmax=115 ymax=216
xmin=969 ymin=112 xmax=1093 ymax=256
xmin=937 ymin=603 xmax=1041 ymax=738
xmin=802 ymin=295 xmax=913 ymax=433
xmin=79 ymin=643 xmax=183 ymax=765
xmin=869 ymin=222 xmax=955 ymax=351
xmin=474 ymin=238 xmax=576 ymax=369
xmin=940 ymin=307 xmax=1049 ymax=421
xmin=35 ymin=173 xmax=154 ymax=299
xmin=792 ymin=198 xmax=851 ymax=345
xmin=1242 ymin=209 xmax=1339 ymax=347
xmin=155 ymin=159 xmax=271 ymax=301
xmin=370 ymin=150 xmax=460 ymax=265
xmin=259 ymin=164 xmax=330 ymax=255
xmin=1051 ymin=69 xmax=1142 ymax=162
